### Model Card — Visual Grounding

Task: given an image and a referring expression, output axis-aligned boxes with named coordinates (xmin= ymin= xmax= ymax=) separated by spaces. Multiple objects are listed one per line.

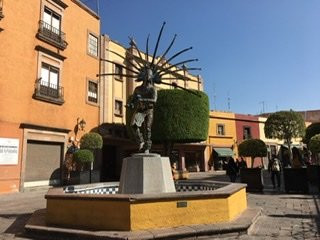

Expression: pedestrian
xmin=268 ymin=155 xmax=281 ymax=189
xmin=226 ymin=157 xmax=238 ymax=182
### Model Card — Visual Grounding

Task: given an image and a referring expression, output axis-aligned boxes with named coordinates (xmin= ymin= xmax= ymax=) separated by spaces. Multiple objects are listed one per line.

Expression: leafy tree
xmin=126 ymin=89 xmax=209 ymax=156
xmin=304 ymin=122 xmax=320 ymax=145
xmin=80 ymin=132 xmax=103 ymax=151
xmin=73 ymin=149 xmax=94 ymax=170
xmin=309 ymin=134 xmax=320 ymax=164
xmin=264 ymin=110 xmax=305 ymax=165
xmin=238 ymin=139 xmax=267 ymax=168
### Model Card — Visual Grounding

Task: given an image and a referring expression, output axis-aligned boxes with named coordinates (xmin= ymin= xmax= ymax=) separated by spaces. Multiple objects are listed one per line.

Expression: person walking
xmin=268 ymin=155 xmax=281 ymax=189
xmin=226 ymin=157 xmax=238 ymax=182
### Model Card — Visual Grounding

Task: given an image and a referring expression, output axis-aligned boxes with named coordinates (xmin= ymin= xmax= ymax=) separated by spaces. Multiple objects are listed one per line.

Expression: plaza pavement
xmin=0 ymin=170 xmax=319 ymax=239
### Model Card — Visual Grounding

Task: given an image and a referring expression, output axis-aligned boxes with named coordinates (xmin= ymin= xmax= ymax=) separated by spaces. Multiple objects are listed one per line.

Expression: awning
xmin=214 ymin=148 xmax=234 ymax=157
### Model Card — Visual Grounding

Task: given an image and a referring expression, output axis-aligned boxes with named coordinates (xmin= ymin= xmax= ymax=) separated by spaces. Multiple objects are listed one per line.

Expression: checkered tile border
xmin=175 ymin=184 xmax=216 ymax=192
xmin=65 ymin=186 xmax=119 ymax=195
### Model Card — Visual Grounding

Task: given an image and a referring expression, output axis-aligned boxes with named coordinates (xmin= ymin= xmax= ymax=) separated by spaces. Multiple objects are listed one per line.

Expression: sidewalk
xmin=0 ymin=171 xmax=319 ymax=239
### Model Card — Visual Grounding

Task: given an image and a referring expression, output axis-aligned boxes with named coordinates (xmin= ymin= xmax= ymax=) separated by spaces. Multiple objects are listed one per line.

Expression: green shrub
xmin=73 ymin=149 xmax=94 ymax=164
xmin=151 ymin=89 xmax=209 ymax=143
xmin=309 ymin=134 xmax=320 ymax=154
xmin=80 ymin=132 xmax=103 ymax=151
xmin=238 ymin=139 xmax=267 ymax=168
xmin=126 ymin=89 xmax=209 ymax=155
xmin=304 ymin=122 xmax=320 ymax=145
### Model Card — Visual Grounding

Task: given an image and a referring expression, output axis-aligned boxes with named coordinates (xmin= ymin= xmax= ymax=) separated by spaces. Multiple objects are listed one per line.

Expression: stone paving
xmin=0 ymin=171 xmax=319 ymax=239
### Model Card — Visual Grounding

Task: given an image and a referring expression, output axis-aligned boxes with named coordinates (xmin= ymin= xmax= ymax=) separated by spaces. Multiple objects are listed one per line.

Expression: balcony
xmin=37 ymin=21 xmax=67 ymax=50
xmin=33 ymin=78 xmax=64 ymax=105
xmin=0 ymin=0 xmax=4 ymax=20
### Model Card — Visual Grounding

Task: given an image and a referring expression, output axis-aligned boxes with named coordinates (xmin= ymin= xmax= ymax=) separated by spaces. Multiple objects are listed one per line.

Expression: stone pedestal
xmin=119 ymin=153 xmax=176 ymax=194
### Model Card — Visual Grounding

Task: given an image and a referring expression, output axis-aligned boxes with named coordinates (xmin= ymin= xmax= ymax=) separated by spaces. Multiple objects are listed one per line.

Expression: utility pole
xmin=213 ymin=83 xmax=217 ymax=110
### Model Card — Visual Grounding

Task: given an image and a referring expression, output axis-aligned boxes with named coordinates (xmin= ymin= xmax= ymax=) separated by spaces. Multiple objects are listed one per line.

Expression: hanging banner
xmin=0 ymin=138 xmax=19 ymax=165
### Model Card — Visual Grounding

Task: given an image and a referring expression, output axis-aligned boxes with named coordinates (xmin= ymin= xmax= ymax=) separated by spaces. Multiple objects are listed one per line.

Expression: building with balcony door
xmin=0 ymin=0 xmax=100 ymax=193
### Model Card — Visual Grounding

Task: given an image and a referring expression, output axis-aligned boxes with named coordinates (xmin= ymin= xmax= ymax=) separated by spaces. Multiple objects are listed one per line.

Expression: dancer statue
xmin=127 ymin=68 xmax=157 ymax=153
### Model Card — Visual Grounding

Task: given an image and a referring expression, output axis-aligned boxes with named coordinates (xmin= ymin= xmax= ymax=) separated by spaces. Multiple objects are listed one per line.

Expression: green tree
xmin=80 ymin=132 xmax=103 ymax=151
xmin=264 ymin=110 xmax=305 ymax=165
xmin=304 ymin=122 xmax=320 ymax=145
xmin=126 ymin=89 xmax=209 ymax=156
xmin=73 ymin=149 xmax=94 ymax=170
xmin=309 ymin=134 xmax=320 ymax=164
xmin=238 ymin=139 xmax=267 ymax=168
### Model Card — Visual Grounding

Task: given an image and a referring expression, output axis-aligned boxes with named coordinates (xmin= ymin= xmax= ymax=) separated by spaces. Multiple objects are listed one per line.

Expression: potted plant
xmin=307 ymin=134 xmax=320 ymax=192
xmin=79 ymin=132 xmax=103 ymax=183
xmin=264 ymin=110 xmax=306 ymax=193
xmin=238 ymin=139 xmax=267 ymax=192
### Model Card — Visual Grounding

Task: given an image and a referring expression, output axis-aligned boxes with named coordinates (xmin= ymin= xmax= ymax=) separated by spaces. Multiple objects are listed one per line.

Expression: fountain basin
xmin=45 ymin=180 xmax=247 ymax=231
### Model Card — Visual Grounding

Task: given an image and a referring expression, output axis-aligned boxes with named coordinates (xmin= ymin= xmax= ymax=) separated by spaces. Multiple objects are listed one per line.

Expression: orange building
xmin=0 ymin=0 xmax=100 ymax=193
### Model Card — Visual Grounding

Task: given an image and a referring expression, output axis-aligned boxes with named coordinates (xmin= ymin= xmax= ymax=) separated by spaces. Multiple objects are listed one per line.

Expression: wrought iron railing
xmin=0 ymin=0 xmax=4 ymax=20
xmin=37 ymin=20 xmax=67 ymax=49
xmin=34 ymin=78 xmax=64 ymax=104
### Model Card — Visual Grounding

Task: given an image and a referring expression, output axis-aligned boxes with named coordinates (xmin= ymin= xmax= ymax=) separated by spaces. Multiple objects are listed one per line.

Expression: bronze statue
xmin=97 ymin=22 xmax=200 ymax=153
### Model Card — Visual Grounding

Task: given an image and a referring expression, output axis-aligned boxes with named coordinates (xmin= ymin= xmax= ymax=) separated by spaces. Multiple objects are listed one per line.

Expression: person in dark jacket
xmin=268 ymin=155 xmax=281 ymax=189
xmin=226 ymin=157 xmax=238 ymax=182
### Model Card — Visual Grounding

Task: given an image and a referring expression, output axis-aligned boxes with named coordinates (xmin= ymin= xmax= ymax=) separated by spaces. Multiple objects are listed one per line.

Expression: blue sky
xmin=82 ymin=0 xmax=320 ymax=114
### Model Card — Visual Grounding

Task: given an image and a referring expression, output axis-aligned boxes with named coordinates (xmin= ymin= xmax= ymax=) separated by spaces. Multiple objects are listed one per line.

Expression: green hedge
xmin=238 ymin=139 xmax=267 ymax=168
xmin=126 ymin=89 xmax=209 ymax=143
xmin=73 ymin=149 xmax=94 ymax=164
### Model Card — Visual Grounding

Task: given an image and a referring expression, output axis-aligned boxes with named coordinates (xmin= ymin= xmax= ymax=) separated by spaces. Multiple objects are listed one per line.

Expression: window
xmin=115 ymin=64 xmax=123 ymax=80
xmin=34 ymin=62 xmax=64 ymax=104
xmin=88 ymin=33 xmax=98 ymax=57
xmin=43 ymin=7 xmax=61 ymax=33
xmin=37 ymin=7 xmax=66 ymax=49
xmin=88 ymin=81 xmax=98 ymax=103
xmin=115 ymin=100 xmax=123 ymax=116
xmin=243 ymin=126 xmax=251 ymax=140
xmin=217 ymin=124 xmax=225 ymax=136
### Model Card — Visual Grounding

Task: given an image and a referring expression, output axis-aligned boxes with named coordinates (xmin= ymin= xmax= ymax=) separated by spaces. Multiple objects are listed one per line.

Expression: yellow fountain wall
xmin=46 ymin=188 xmax=247 ymax=231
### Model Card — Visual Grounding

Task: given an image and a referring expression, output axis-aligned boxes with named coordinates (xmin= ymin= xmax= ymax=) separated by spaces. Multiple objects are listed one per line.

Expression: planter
xmin=240 ymin=168 xmax=263 ymax=192
xmin=69 ymin=170 xmax=100 ymax=185
xmin=307 ymin=165 xmax=320 ymax=192
xmin=283 ymin=167 xmax=309 ymax=194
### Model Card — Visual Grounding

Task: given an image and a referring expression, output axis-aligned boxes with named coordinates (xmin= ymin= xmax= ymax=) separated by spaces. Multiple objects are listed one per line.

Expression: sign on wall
xmin=0 ymin=138 xmax=19 ymax=165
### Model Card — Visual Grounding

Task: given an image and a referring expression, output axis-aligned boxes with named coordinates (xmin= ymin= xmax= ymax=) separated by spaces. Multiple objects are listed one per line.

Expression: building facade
xmin=0 ymin=0 xmax=100 ymax=193
xmin=206 ymin=111 xmax=237 ymax=170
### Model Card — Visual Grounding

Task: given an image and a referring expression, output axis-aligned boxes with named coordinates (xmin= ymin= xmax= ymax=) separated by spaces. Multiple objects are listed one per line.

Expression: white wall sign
xmin=0 ymin=138 xmax=19 ymax=165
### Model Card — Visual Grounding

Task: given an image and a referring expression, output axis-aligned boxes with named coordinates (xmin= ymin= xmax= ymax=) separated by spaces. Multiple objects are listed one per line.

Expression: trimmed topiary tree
xmin=309 ymin=134 xmax=320 ymax=164
xmin=238 ymin=139 xmax=267 ymax=168
xmin=304 ymin=122 xmax=320 ymax=145
xmin=73 ymin=149 xmax=94 ymax=170
xmin=80 ymin=132 xmax=103 ymax=151
xmin=264 ymin=110 xmax=305 ymax=165
xmin=126 ymin=89 xmax=209 ymax=156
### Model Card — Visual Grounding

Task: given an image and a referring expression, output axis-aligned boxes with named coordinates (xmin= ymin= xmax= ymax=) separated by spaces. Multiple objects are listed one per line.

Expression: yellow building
xmin=206 ymin=111 xmax=237 ymax=170
xmin=0 ymin=0 xmax=100 ymax=193
xmin=98 ymin=36 xmax=205 ymax=179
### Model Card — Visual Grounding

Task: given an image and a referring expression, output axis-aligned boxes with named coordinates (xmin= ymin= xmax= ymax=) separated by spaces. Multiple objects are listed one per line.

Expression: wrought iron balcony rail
xmin=37 ymin=20 xmax=67 ymax=49
xmin=34 ymin=78 xmax=64 ymax=105
xmin=0 ymin=0 xmax=4 ymax=20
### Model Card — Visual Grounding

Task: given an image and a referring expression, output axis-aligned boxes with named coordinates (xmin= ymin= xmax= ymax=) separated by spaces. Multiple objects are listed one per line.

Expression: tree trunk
xmin=287 ymin=139 xmax=293 ymax=166
xmin=251 ymin=156 xmax=255 ymax=168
